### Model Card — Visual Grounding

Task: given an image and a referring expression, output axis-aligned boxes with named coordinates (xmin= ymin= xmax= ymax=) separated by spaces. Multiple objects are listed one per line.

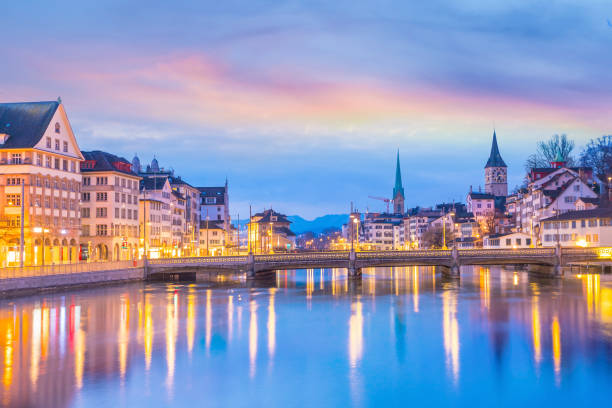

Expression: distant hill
xmin=287 ymin=214 xmax=349 ymax=234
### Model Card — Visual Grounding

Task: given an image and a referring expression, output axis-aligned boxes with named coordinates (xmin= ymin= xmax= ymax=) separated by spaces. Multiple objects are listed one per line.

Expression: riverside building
xmin=0 ymin=100 xmax=83 ymax=266
xmin=79 ymin=151 xmax=141 ymax=261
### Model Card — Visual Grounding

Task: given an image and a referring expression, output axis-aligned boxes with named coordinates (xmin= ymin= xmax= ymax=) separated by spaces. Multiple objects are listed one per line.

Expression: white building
xmin=540 ymin=208 xmax=612 ymax=247
xmin=139 ymin=176 xmax=173 ymax=258
xmin=483 ymin=232 xmax=532 ymax=249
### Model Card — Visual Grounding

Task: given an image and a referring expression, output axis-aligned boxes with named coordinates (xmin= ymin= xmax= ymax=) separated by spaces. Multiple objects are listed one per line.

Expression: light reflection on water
xmin=1 ymin=266 xmax=612 ymax=407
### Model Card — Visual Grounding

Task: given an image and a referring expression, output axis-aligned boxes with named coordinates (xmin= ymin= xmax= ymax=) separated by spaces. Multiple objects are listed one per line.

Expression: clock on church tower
xmin=484 ymin=131 xmax=508 ymax=197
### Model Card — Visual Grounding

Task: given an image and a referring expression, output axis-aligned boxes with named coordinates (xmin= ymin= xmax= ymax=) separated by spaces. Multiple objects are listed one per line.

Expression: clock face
xmin=487 ymin=167 xmax=506 ymax=183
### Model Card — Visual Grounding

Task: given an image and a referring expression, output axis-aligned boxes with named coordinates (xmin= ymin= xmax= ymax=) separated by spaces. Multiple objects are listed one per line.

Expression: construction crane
xmin=368 ymin=196 xmax=391 ymax=213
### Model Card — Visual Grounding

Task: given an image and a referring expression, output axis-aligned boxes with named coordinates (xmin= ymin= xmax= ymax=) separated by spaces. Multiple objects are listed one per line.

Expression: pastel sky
xmin=2 ymin=0 xmax=611 ymax=218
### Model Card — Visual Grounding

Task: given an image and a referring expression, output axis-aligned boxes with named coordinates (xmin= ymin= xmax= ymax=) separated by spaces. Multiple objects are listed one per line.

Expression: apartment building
xmin=79 ymin=150 xmax=141 ymax=261
xmin=0 ymin=100 xmax=83 ymax=266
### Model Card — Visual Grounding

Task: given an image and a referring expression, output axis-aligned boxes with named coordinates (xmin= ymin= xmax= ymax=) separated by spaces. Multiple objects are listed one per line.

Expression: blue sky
xmin=1 ymin=1 xmax=611 ymax=218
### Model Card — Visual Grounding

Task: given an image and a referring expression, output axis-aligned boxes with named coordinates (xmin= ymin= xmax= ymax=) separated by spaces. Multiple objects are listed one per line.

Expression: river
xmin=0 ymin=266 xmax=611 ymax=407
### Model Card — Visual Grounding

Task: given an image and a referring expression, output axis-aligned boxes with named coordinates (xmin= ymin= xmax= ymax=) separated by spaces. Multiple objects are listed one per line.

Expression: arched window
xmin=55 ymin=122 xmax=60 ymax=133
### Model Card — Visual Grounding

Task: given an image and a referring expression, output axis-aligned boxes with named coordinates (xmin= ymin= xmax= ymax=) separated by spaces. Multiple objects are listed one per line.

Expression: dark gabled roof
xmin=468 ymin=192 xmax=494 ymax=200
xmin=254 ymin=209 xmax=291 ymax=224
xmin=200 ymin=219 xmax=224 ymax=230
xmin=0 ymin=101 xmax=59 ymax=149
xmin=198 ymin=186 xmax=226 ymax=205
xmin=171 ymin=190 xmax=185 ymax=200
xmin=140 ymin=176 xmax=169 ymax=191
xmin=168 ymin=175 xmax=194 ymax=188
xmin=578 ymin=197 xmax=599 ymax=204
xmin=542 ymin=208 xmax=612 ymax=222
xmin=485 ymin=131 xmax=507 ymax=168
xmin=81 ymin=150 xmax=138 ymax=176
xmin=274 ymin=226 xmax=296 ymax=237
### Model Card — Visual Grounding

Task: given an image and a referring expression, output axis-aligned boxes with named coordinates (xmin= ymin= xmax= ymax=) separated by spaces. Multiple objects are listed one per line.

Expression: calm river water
xmin=1 ymin=267 xmax=611 ymax=407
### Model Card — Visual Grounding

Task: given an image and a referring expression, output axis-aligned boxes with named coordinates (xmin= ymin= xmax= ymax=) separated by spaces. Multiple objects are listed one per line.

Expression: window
xmin=6 ymin=194 xmax=20 ymax=206
xmin=96 ymin=177 xmax=107 ymax=185
xmin=96 ymin=192 xmax=108 ymax=201
xmin=54 ymin=158 xmax=60 ymax=169
xmin=63 ymin=160 xmax=68 ymax=171
xmin=506 ymin=239 xmax=511 ymax=246
xmin=55 ymin=122 xmax=60 ymax=133
xmin=121 ymin=208 xmax=126 ymax=219
xmin=53 ymin=198 xmax=59 ymax=209
xmin=55 ymin=139 xmax=60 ymax=150
xmin=44 ymin=197 xmax=50 ymax=208
xmin=46 ymin=137 xmax=52 ymax=148
xmin=70 ymin=161 xmax=75 ymax=173
xmin=83 ymin=177 xmax=91 ymax=186
xmin=588 ymin=219 xmax=597 ymax=227
xmin=10 ymin=153 xmax=22 ymax=164
xmin=62 ymin=199 xmax=67 ymax=209
xmin=594 ymin=234 xmax=599 ymax=242
xmin=477 ymin=203 xmax=482 ymax=208
xmin=82 ymin=192 xmax=90 ymax=202
xmin=63 ymin=141 xmax=68 ymax=152
xmin=516 ymin=238 xmax=522 ymax=245
xmin=7 ymin=178 xmax=21 ymax=185
xmin=96 ymin=207 xmax=107 ymax=218
xmin=586 ymin=234 xmax=591 ymax=242
xmin=572 ymin=221 xmax=576 ymax=229
xmin=122 ymin=193 xmax=126 ymax=203
xmin=121 ymin=178 xmax=126 ymax=188
xmin=82 ymin=225 xmax=90 ymax=236
xmin=115 ymin=208 xmax=120 ymax=218
xmin=7 ymin=216 xmax=21 ymax=228
xmin=81 ymin=208 xmax=90 ymax=218
xmin=526 ymin=238 xmax=532 ymax=246
xmin=96 ymin=224 xmax=108 ymax=236
xmin=46 ymin=156 xmax=52 ymax=168
xmin=127 ymin=209 xmax=132 ymax=219
xmin=205 ymin=197 xmax=215 ymax=204
xmin=36 ymin=154 xmax=42 ymax=166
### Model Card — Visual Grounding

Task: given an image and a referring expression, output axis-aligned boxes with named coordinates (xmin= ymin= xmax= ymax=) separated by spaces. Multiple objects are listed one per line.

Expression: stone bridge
xmin=145 ymin=247 xmax=612 ymax=279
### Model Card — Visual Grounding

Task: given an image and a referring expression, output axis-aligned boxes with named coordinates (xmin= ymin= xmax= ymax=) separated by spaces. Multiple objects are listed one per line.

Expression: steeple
xmin=393 ymin=150 xmax=404 ymax=199
xmin=485 ymin=130 xmax=507 ymax=168
xmin=392 ymin=150 xmax=405 ymax=214
xmin=550 ymin=148 xmax=566 ymax=169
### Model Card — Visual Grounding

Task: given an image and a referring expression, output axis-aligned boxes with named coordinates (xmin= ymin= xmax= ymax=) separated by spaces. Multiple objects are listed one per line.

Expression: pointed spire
xmin=485 ymin=130 xmax=507 ymax=168
xmin=393 ymin=149 xmax=404 ymax=199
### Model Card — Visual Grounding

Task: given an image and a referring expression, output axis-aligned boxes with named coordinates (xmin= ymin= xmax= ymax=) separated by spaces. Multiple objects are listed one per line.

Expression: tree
xmin=524 ymin=134 xmax=576 ymax=171
xmin=579 ymin=135 xmax=612 ymax=180
xmin=421 ymin=225 xmax=452 ymax=249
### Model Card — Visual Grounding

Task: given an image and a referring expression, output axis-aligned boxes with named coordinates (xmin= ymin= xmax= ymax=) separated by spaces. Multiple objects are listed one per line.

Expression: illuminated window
xmin=6 ymin=194 xmax=21 ymax=206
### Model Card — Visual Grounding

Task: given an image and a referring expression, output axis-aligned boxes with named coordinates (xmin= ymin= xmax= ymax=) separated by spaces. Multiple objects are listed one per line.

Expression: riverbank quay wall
xmin=0 ymin=261 xmax=144 ymax=293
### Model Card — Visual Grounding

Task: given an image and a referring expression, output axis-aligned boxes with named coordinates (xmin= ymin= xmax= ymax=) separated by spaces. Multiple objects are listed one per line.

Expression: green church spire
xmin=393 ymin=150 xmax=404 ymax=199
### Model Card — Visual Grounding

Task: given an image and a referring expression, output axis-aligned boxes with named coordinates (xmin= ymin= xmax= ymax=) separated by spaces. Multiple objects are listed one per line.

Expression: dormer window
xmin=55 ymin=122 xmax=60 ymax=133
xmin=0 ymin=133 xmax=9 ymax=144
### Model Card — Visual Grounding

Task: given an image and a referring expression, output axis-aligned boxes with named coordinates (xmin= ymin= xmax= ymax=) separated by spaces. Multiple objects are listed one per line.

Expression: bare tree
xmin=524 ymin=134 xmax=576 ymax=171
xmin=421 ymin=225 xmax=452 ymax=249
xmin=580 ymin=135 xmax=612 ymax=180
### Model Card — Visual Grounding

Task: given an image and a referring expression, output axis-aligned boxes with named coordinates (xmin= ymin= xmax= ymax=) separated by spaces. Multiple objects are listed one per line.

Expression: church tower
xmin=484 ymin=131 xmax=508 ymax=197
xmin=393 ymin=150 xmax=405 ymax=214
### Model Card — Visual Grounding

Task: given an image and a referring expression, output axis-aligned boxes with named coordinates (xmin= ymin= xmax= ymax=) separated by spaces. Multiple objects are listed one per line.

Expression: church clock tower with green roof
xmin=393 ymin=150 xmax=405 ymax=214
xmin=484 ymin=131 xmax=508 ymax=197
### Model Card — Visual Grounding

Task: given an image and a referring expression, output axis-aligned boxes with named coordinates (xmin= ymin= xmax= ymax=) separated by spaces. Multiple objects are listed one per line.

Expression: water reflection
xmin=442 ymin=286 xmax=460 ymax=385
xmin=0 ymin=267 xmax=611 ymax=406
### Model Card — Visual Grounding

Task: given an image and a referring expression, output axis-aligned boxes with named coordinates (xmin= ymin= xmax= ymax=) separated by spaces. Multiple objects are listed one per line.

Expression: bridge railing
xmin=147 ymin=256 xmax=248 ymax=265
xmin=459 ymin=248 xmax=555 ymax=257
xmin=255 ymin=252 xmax=349 ymax=263
xmin=356 ymin=250 xmax=451 ymax=259
xmin=0 ymin=260 xmax=143 ymax=280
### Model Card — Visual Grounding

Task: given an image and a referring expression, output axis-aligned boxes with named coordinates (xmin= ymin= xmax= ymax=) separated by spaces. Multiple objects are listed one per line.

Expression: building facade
xmin=248 ymin=209 xmax=296 ymax=253
xmin=80 ymin=151 xmax=141 ymax=261
xmin=0 ymin=100 xmax=83 ymax=266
